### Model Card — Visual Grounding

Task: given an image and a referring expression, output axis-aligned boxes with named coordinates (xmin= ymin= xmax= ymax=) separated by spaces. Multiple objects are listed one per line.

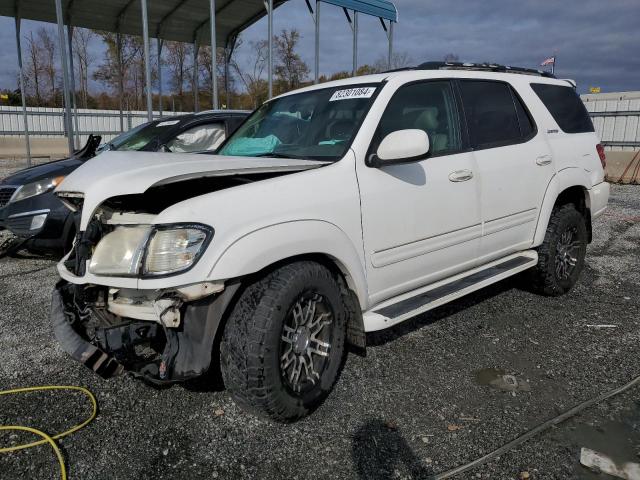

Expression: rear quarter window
xmin=531 ymin=83 xmax=594 ymax=133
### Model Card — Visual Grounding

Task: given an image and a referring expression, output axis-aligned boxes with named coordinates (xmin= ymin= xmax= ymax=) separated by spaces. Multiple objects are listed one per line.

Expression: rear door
xmin=458 ymin=79 xmax=554 ymax=262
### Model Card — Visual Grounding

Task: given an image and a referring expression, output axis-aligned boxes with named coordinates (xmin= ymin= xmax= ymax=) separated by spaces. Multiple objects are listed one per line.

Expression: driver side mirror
xmin=368 ymin=129 xmax=430 ymax=167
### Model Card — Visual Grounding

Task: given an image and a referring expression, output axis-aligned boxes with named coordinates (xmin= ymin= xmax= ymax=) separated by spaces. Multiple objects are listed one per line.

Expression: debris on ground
xmin=580 ymin=447 xmax=640 ymax=480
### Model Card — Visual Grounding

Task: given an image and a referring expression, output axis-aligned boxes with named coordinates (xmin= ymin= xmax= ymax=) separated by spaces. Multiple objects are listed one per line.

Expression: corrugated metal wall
xmin=0 ymin=106 xmax=190 ymax=144
xmin=581 ymin=91 xmax=640 ymax=151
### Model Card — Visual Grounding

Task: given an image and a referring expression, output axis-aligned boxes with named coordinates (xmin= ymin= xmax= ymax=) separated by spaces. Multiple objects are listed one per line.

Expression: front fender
xmin=209 ymin=220 xmax=368 ymax=309
xmin=532 ymin=167 xmax=592 ymax=246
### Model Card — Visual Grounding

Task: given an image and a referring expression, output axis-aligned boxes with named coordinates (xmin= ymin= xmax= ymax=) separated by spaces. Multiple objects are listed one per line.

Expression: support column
xmin=14 ymin=11 xmax=31 ymax=167
xmin=193 ymin=40 xmax=200 ymax=112
xmin=116 ymin=32 xmax=124 ymax=131
xmin=54 ymin=0 xmax=74 ymax=156
xmin=209 ymin=0 xmax=218 ymax=109
xmin=141 ymin=0 xmax=153 ymax=121
xmin=67 ymin=24 xmax=80 ymax=148
xmin=267 ymin=0 xmax=273 ymax=99
xmin=157 ymin=39 xmax=164 ymax=116
xmin=352 ymin=11 xmax=358 ymax=76
xmin=314 ymin=0 xmax=320 ymax=83
xmin=388 ymin=21 xmax=394 ymax=70
xmin=224 ymin=47 xmax=230 ymax=109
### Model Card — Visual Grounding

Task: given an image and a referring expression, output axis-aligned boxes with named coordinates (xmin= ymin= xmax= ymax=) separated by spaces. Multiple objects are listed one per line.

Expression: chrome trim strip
xmin=8 ymin=209 xmax=50 ymax=219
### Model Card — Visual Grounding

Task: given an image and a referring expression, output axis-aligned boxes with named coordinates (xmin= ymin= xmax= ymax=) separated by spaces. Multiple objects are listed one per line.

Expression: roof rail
xmin=387 ymin=61 xmax=556 ymax=78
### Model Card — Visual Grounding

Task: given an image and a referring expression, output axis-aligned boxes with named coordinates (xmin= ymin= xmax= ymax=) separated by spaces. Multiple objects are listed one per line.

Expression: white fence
xmin=581 ymin=91 xmax=640 ymax=151
xmin=0 ymin=106 xmax=190 ymax=145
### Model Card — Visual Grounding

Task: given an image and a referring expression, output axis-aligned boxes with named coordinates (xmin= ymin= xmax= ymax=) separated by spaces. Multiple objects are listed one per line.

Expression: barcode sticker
xmin=329 ymin=87 xmax=376 ymax=101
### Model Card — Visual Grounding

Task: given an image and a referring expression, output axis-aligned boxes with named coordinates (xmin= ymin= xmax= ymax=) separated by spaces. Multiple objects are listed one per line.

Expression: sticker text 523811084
xmin=329 ymin=87 xmax=376 ymax=102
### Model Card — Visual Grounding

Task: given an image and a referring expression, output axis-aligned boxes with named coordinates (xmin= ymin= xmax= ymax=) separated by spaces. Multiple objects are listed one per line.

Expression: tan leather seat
xmin=414 ymin=107 xmax=448 ymax=152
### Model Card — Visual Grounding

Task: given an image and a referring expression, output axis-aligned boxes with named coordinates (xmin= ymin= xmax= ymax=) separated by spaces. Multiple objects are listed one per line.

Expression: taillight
xmin=596 ymin=143 xmax=606 ymax=169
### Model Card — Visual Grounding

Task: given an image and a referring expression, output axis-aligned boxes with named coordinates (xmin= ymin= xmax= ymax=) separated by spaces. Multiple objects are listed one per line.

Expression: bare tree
xmin=73 ymin=28 xmax=96 ymax=108
xmin=274 ymin=29 xmax=309 ymax=92
xmin=38 ymin=27 xmax=58 ymax=106
xmin=372 ymin=51 xmax=413 ymax=73
xmin=443 ymin=53 xmax=460 ymax=63
xmin=25 ymin=31 xmax=44 ymax=105
xmin=93 ymin=32 xmax=148 ymax=110
xmin=165 ymin=41 xmax=188 ymax=100
xmin=231 ymin=37 xmax=269 ymax=108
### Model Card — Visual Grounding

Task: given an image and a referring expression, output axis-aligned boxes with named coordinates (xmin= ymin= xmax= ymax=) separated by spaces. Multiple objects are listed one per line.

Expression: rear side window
xmin=459 ymin=80 xmax=526 ymax=148
xmin=531 ymin=83 xmax=594 ymax=133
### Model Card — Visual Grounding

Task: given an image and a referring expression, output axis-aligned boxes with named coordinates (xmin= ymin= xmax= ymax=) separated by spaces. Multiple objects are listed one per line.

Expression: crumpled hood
xmin=56 ymin=151 xmax=326 ymax=229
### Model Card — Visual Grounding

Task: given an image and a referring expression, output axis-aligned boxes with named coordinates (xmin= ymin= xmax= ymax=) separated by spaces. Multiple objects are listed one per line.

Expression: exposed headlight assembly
xmin=88 ymin=224 xmax=212 ymax=277
xmin=11 ymin=176 xmax=66 ymax=203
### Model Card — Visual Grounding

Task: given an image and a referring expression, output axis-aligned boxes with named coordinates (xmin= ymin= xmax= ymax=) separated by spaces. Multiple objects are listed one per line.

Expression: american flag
xmin=540 ymin=56 xmax=555 ymax=66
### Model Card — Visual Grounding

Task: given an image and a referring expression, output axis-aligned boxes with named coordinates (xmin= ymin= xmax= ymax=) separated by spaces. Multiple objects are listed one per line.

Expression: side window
xmin=513 ymin=91 xmax=535 ymax=139
xmin=377 ymin=81 xmax=463 ymax=155
xmin=165 ymin=122 xmax=226 ymax=153
xmin=459 ymin=80 xmax=522 ymax=148
xmin=531 ymin=83 xmax=594 ymax=133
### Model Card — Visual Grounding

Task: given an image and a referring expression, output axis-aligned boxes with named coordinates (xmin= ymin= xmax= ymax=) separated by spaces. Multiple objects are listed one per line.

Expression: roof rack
xmin=387 ymin=61 xmax=556 ymax=78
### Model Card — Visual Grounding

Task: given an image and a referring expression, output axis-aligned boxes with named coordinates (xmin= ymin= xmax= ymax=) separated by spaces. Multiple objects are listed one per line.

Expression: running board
xmin=363 ymin=251 xmax=538 ymax=332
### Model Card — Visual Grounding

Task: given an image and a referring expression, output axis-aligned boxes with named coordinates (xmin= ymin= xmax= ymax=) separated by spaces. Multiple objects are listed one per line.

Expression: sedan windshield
xmin=100 ymin=119 xmax=181 ymax=152
xmin=218 ymin=84 xmax=380 ymax=161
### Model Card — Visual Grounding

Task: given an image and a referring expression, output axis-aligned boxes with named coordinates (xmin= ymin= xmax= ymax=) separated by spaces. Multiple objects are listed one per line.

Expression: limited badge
xmin=329 ymin=87 xmax=376 ymax=101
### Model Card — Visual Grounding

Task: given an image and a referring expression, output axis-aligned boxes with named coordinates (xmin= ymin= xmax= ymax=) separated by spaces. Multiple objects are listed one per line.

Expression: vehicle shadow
xmin=367 ymin=277 xmax=516 ymax=348
xmin=352 ymin=418 xmax=433 ymax=479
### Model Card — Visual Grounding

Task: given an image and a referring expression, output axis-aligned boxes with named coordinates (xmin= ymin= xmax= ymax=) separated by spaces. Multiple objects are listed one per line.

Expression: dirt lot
xmin=1 ymin=185 xmax=639 ymax=480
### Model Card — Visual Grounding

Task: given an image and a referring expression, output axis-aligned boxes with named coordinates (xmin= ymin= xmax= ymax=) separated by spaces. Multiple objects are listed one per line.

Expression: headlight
xmin=89 ymin=226 xmax=152 ymax=276
xmin=11 ymin=176 xmax=66 ymax=203
xmin=143 ymin=225 xmax=210 ymax=275
xmin=88 ymin=224 xmax=212 ymax=277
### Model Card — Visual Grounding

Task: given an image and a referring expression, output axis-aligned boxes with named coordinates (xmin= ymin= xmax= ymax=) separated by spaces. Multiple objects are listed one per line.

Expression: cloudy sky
xmin=0 ymin=0 xmax=638 ymax=94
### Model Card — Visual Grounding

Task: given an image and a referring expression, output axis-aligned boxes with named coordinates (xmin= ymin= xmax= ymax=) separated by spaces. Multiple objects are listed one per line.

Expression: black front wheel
xmin=220 ymin=261 xmax=347 ymax=422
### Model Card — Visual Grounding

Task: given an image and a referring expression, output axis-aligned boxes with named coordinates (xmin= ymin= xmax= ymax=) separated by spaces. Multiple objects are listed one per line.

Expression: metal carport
xmin=1 ymin=0 xmax=397 ymax=162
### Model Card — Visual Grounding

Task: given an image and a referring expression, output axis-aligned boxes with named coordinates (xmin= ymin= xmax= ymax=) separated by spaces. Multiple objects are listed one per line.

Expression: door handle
xmin=448 ymin=170 xmax=474 ymax=182
xmin=536 ymin=155 xmax=553 ymax=166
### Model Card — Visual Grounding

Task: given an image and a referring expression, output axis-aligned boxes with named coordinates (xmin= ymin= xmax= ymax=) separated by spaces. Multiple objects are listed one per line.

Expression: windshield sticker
xmin=329 ymin=87 xmax=376 ymax=102
xmin=156 ymin=120 xmax=180 ymax=127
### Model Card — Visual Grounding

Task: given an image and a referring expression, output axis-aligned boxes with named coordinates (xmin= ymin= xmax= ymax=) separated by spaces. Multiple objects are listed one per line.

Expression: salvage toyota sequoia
xmin=51 ymin=63 xmax=609 ymax=421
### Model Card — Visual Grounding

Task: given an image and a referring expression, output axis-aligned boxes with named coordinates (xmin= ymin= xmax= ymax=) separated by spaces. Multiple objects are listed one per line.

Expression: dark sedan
xmin=0 ymin=110 xmax=249 ymax=254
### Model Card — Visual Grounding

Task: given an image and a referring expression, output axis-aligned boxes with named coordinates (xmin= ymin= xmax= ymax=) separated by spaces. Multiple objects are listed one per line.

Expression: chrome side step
xmin=363 ymin=251 xmax=538 ymax=332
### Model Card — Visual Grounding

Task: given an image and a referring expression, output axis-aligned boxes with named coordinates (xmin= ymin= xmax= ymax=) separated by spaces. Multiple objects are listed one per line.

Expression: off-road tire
xmin=529 ymin=204 xmax=588 ymax=296
xmin=220 ymin=261 xmax=347 ymax=422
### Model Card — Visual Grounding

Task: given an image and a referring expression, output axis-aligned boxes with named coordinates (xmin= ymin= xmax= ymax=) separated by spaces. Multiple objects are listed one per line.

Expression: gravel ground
xmin=1 ymin=185 xmax=639 ymax=480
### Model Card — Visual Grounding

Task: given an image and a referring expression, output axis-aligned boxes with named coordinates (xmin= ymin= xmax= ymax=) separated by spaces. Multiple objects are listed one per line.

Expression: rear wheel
xmin=529 ymin=204 xmax=588 ymax=296
xmin=220 ymin=261 xmax=347 ymax=422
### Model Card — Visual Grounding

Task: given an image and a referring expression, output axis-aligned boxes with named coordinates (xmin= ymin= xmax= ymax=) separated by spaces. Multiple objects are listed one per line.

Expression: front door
xmin=356 ymin=80 xmax=482 ymax=305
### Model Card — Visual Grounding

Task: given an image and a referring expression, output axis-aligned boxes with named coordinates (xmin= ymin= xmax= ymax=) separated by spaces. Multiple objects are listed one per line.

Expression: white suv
xmin=52 ymin=62 xmax=609 ymax=421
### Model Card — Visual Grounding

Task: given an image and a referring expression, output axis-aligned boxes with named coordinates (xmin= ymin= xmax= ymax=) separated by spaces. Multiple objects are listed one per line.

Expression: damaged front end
xmin=52 ymin=276 xmax=239 ymax=383
xmin=52 ymin=202 xmax=238 ymax=384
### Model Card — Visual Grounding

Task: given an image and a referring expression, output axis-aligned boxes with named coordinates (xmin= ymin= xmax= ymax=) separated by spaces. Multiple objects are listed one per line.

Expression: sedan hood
xmin=2 ymin=157 xmax=82 ymax=186
xmin=56 ymin=151 xmax=327 ymax=229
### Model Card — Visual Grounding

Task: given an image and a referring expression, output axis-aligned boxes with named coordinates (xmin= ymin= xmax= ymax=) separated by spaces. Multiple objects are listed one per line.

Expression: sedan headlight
xmin=11 ymin=176 xmax=66 ymax=203
xmin=88 ymin=224 xmax=212 ymax=277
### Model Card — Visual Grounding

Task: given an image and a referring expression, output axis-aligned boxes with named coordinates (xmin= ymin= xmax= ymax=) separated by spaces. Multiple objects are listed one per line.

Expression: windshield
xmin=104 ymin=119 xmax=182 ymax=152
xmin=218 ymin=84 xmax=380 ymax=161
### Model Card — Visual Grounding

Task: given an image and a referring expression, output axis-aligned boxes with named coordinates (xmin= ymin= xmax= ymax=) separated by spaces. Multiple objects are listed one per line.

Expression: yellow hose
xmin=0 ymin=385 xmax=98 ymax=480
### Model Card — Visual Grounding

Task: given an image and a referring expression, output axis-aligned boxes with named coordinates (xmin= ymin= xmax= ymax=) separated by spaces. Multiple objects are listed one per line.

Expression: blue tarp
xmin=320 ymin=0 xmax=398 ymax=22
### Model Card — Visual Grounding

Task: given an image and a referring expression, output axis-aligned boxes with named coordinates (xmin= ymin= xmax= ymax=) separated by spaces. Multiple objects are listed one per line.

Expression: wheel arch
xmin=533 ymin=169 xmax=593 ymax=246
xmin=208 ymin=220 xmax=369 ymax=309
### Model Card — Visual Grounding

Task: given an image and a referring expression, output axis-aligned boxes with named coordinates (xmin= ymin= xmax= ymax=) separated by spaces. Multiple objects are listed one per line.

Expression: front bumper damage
xmin=52 ymin=279 xmax=240 ymax=383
